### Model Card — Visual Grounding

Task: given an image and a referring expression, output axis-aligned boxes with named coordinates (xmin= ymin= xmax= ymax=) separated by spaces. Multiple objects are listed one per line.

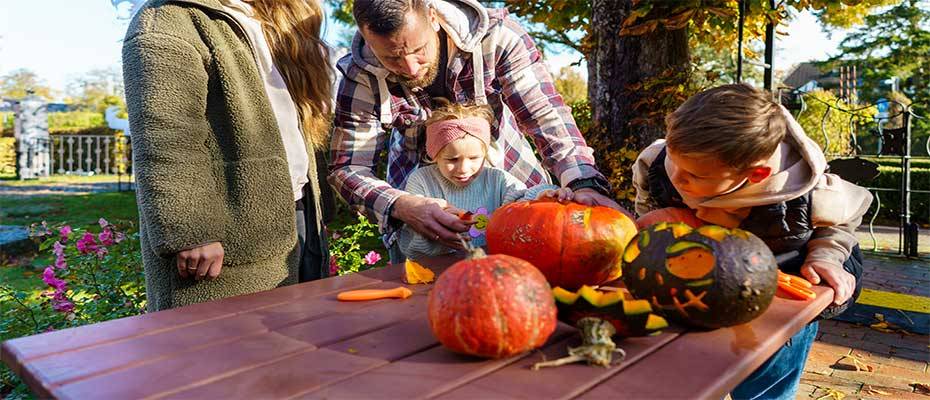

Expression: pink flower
xmin=76 ymin=232 xmax=98 ymax=254
xmin=115 ymin=232 xmax=126 ymax=243
xmin=98 ymin=228 xmax=115 ymax=246
xmin=51 ymin=294 xmax=74 ymax=313
xmin=96 ymin=247 xmax=109 ymax=258
xmin=59 ymin=225 xmax=72 ymax=241
xmin=42 ymin=267 xmax=67 ymax=290
xmin=331 ymin=231 xmax=342 ymax=240
xmin=54 ymin=254 xmax=67 ymax=269
xmin=98 ymin=218 xmax=109 ymax=228
xmin=329 ymin=255 xmax=340 ymax=276
xmin=52 ymin=239 xmax=68 ymax=269
xmin=364 ymin=251 xmax=381 ymax=265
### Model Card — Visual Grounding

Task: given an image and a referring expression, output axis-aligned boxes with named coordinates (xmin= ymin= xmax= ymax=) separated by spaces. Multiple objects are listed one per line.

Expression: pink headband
xmin=425 ymin=117 xmax=491 ymax=159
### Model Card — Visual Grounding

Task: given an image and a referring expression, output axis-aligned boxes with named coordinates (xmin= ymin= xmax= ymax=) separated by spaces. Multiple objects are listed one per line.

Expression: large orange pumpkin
xmin=636 ymin=207 xmax=706 ymax=230
xmin=427 ymin=250 xmax=557 ymax=358
xmin=486 ymin=199 xmax=638 ymax=289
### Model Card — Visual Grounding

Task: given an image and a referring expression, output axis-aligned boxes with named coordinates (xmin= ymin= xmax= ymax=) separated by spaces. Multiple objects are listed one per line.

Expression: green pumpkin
xmin=621 ymin=222 xmax=778 ymax=329
xmin=552 ymin=285 xmax=668 ymax=337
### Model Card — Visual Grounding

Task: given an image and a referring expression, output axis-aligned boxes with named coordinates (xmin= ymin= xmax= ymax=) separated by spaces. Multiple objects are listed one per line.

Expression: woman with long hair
xmin=122 ymin=0 xmax=332 ymax=311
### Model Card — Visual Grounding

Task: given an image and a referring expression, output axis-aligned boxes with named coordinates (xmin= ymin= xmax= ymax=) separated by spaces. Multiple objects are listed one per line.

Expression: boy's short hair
xmin=665 ymin=83 xmax=787 ymax=170
xmin=425 ymin=101 xmax=494 ymax=127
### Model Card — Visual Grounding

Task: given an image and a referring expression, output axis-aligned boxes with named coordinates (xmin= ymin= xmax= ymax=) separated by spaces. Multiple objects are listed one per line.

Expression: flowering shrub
xmin=1 ymin=219 xmax=145 ymax=399
xmin=327 ymin=214 xmax=385 ymax=276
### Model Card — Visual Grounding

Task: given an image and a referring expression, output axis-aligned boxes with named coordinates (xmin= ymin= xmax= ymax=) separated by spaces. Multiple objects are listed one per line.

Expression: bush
xmin=1 ymin=219 xmax=145 ymax=397
xmin=0 ymin=137 xmax=14 ymax=177
xmin=47 ymin=112 xmax=106 ymax=131
xmin=863 ymin=166 xmax=930 ymax=227
xmin=327 ymin=213 xmax=386 ymax=275
xmin=862 ymin=157 xmax=930 ymax=170
xmin=795 ymin=90 xmax=876 ymax=157
xmin=1 ymin=111 xmax=113 ymax=137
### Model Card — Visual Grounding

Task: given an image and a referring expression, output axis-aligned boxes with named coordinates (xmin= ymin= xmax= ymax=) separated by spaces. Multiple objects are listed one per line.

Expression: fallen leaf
xmin=403 ymin=259 xmax=435 ymax=284
xmin=815 ymin=388 xmax=846 ymax=400
xmin=833 ymin=355 xmax=873 ymax=372
xmin=864 ymin=385 xmax=890 ymax=396
xmin=911 ymin=382 xmax=930 ymax=394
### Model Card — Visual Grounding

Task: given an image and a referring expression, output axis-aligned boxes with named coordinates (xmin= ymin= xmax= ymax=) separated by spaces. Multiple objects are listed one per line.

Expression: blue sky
xmin=0 ymin=1 xmax=851 ymax=101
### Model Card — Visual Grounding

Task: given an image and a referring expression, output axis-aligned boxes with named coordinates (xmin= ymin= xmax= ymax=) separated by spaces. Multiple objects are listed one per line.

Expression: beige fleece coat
xmin=123 ymin=0 xmax=327 ymax=311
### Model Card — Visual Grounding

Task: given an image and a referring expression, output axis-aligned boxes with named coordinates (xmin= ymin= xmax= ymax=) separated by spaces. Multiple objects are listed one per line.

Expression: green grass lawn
xmin=0 ymin=191 xmax=139 ymax=228
xmin=0 ymin=174 xmax=133 ymax=186
xmin=0 ymin=189 xmax=387 ymax=290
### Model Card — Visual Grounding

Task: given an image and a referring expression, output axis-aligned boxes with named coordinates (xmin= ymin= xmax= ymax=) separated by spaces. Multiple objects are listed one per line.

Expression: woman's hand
xmin=177 ymin=242 xmax=224 ymax=280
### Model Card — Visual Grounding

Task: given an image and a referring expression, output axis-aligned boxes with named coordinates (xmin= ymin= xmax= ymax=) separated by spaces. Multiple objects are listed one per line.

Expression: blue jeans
xmin=731 ymin=321 xmax=819 ymax=400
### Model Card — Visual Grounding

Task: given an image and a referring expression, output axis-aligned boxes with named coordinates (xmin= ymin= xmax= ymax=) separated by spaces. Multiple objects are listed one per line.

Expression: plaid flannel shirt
xmin=328 ymin=5 xmax=605 ymax=240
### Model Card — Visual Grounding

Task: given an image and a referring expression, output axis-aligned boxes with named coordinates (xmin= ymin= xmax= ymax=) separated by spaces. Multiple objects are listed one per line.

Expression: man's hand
xmin=572 ymin=188 xmax=634 ymax=219
xmin=538 ymin=187 xmax=574 ymax=202
xmin=177 ymin=242 xmax=224 ymax=280
xmin=393 ymin=194 xmax=470 ymax=249
xmin=801 ymin=260 xmax=855 ymax=306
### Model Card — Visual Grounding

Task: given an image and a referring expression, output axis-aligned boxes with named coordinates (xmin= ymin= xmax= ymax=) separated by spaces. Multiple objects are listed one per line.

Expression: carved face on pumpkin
xmin=621 ymin=222 xmax=778 ymax=329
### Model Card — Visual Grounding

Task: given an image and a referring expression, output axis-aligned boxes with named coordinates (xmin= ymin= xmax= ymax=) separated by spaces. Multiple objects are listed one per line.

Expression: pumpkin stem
xmin=458 ymin=233 xmax=487 ymax=259
xmin=531 ymin=317 xmax=625 ymax=370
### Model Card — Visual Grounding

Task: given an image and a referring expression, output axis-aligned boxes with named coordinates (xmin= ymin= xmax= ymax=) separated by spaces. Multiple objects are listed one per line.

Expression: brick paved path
xmin=797 ymin=256 xmax=930 ymax=399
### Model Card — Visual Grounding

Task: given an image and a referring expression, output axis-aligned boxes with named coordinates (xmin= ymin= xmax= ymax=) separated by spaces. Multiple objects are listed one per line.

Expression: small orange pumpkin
xmin=427 ymin=250 xmax=557 ymax=358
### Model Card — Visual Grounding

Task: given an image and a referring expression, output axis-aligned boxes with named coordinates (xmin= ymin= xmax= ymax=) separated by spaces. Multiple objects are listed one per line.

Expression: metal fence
xmin=44 ymin=134 xmax=133 ymax=190
xmin=782 ymin=90 xmax=928 ymax=259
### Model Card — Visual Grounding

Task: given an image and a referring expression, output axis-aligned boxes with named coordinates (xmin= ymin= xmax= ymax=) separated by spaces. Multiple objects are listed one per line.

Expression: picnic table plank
xmin=43 ymin=284 xmax=426 ymax=400
xmin=0 ymin=271 xmax=382 ymax=372
xmin=15 ymin=279 xmax=415 ymax=390
xmin=296 ymin=325 xmax=576 ymax=400
xmin=433 ymin=328 xmax=683 ymax=400
xmin=579 ymin=286 xmax=834 ymax=399
xmin=158 ymin=349 xmax=386 ymax=400
xmin=322 ymin=317 xmax=439 ymax=361
xmin=51 ymin=331 xmax=313 ymax=399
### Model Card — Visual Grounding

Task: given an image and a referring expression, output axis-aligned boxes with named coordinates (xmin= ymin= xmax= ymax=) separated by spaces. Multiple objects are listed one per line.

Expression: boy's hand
xmin=800 ymin=260 xmax=855 ymax=306
xmin=539 ymin=187 xmax=574 ymax=202
xmin=177 ymin=242 xmax=224 ymax=280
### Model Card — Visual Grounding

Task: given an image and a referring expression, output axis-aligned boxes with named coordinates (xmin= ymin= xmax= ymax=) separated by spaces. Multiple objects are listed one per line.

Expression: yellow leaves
xmin=833 ymin=354 xmax=874 ymax=372
xmin=869 ymin=313 xmax=909 ymax=334
xmin=403 ymin=259 xmax=435 ymax=284
xmin=620 ymin=20 xmax=659 ymax=36
xmin=815 ymin=388 xmax=846 ymax=400
xmin=864 ymin=385 xmax=891 ymax=396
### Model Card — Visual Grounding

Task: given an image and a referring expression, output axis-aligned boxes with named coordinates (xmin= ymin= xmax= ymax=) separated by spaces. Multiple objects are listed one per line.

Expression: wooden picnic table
xmin=2 ymin=255 xmax=832 ymax=399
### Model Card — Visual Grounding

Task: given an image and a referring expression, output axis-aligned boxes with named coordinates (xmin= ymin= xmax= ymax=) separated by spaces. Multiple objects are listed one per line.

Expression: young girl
xmin=397 ymin=103 xmax=572 ymax=260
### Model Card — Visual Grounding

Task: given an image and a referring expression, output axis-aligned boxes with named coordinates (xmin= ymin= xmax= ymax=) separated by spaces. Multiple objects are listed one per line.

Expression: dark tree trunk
xmin=585 ymin=0 xmax=689 ymax=205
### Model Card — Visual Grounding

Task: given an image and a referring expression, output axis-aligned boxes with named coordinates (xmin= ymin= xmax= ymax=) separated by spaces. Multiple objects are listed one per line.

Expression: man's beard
xmin=395 ymin=60 xmax=440 ymax=89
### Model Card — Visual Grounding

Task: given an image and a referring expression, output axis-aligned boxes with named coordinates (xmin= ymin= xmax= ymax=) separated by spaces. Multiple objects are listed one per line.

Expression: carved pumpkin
xmin=486 ymin=199 xmax=638 ymax=289
xmin=636 ymin=207 xmax=706 ymax=230
xmin=427 ymin=250 xmax=557 ymax=358
xmin=621 ymin=223 xmax=778 ymax=329
xmin=552 ymin=285 xmax=668 ymax=337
